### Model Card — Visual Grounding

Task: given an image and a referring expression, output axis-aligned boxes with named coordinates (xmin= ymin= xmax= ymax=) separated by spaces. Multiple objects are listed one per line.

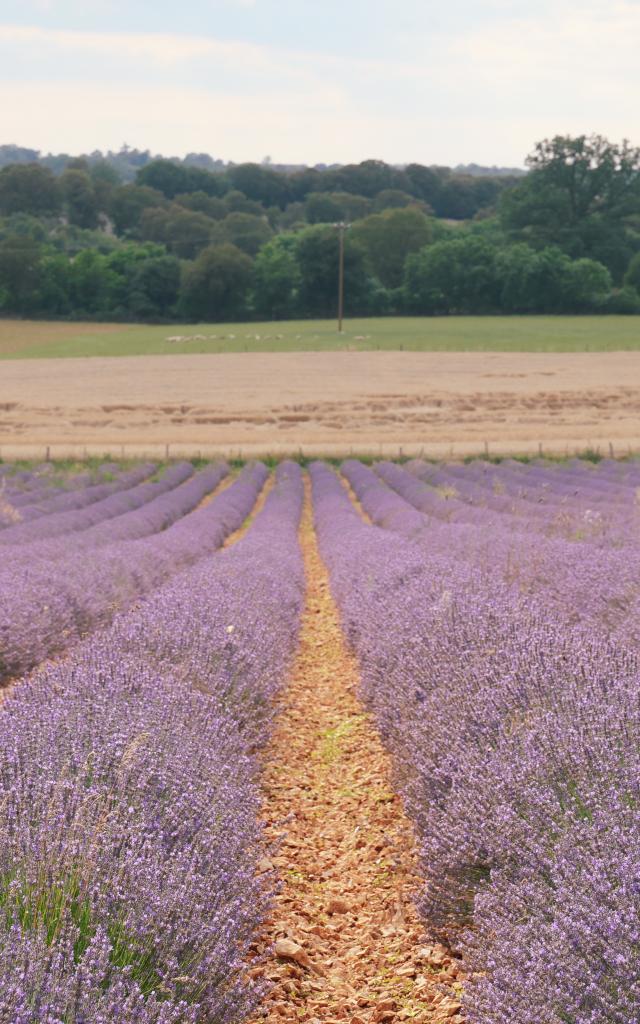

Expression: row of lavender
xmin=403 ymin=456 xmax=640 ymax=545
xmin=0 ymin=462 xmax=145 ymax=526
xmin=372 ymin=458 xmax=640 ymax=649
xmin=0 ymin=462 xmax=305 ymax=1022
xmin=0 ymin=461 xmax=271 ymax=679
xmin=313 ymin=459 xmax=640 ymax=1024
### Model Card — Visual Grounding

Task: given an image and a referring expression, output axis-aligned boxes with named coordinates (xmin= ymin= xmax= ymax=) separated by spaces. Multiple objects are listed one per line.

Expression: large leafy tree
xmin=139 ymin=207 xmax=218 ymax=259
xmin=404 ymin=235 xmax=501 ymax=314
xmin=128 ymin=255 xmax=182 ymax=318
xmin=109 ymin=184 xmax=167 ymax=235
xmin=352 ymin=208 xmax=433 ymax=289
xmin=59 ymin=169 xmax=100 ymax=229
xmin=226 ymin=164 xmax=291 ymax=208
xmin=179 ymin=243 xmax=253 ymax=321
xmin=496 ymin=243 xmax=611 ymax=313
xmin=219 ymin=212 xmax=273 ymax=256
xmin=0 ymin=164 xmax=60 ymax=217
xmin=295 ymin=225 xmax=373 ymax=317
xmin=500 ymin=135 xmax=640 ymax=279
xmin=0 ymin=235 xmax=44 ymax=311
xmin=137 ymin=160 xmax=225 ymax=199
xmin=251 ymin=235 xmax=300 ymax=319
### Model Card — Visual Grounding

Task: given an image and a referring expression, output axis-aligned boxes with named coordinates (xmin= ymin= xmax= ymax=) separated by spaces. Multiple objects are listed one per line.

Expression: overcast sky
xmin=2 ymin=0 xmax=638 ymax=166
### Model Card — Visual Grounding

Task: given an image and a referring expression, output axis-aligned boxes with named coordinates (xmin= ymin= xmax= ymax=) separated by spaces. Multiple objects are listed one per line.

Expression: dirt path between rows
xmin=249 ymin=483 xmax=463 ymax=1023
xmin=1 ymin=350 xmax=640 ymax=458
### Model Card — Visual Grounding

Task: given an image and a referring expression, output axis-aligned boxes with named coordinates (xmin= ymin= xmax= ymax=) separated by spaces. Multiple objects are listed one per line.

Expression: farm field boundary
xmin=3 ymin=316 xmax=640 ymax=358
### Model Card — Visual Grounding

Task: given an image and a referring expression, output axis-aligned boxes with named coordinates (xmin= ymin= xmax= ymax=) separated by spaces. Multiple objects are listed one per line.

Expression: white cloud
xmin=1 ymin=2 xmax=639 ymax=164
xmin=0 ymin=80 xmax=409 ymax=162
xmin=452 ymin=0 xmax=640 ymax=96
xmin=3 ymin=77 xmax=621 ymax=167
xmin=0 ymin=23 xmax=270 ymax=66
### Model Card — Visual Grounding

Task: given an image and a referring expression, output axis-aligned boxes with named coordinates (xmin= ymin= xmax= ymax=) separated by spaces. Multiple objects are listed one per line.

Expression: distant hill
xmin=453 ymin=163 xmax=527 ymax=177
xmin=0 ymin=144 xmax=525 ymax=182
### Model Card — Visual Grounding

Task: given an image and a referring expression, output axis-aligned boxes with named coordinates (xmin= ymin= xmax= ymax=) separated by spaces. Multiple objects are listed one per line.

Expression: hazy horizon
xmin=2 ymin=1 xmax=638 ymax=168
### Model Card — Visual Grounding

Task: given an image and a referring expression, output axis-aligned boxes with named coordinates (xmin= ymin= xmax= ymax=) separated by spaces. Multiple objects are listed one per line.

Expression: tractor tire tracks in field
xmin=249 ymin=481 xmax=464 ymax=1023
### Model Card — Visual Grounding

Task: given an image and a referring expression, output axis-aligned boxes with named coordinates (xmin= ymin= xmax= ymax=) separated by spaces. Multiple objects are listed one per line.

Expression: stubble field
xmin=1 ymin=346 xmax=640 ymax=459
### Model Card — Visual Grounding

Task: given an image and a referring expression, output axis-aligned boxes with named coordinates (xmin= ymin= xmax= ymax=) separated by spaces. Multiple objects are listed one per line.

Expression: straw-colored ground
xmin=249 ymin=487 xmax=463 ymax=1023
xmin=1 ymin=349 xmax=639 ymax=459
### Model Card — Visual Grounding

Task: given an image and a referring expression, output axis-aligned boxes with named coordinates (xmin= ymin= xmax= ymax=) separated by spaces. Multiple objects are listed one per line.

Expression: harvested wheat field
xmin=1 ymin=349 xmax=640 ymax=458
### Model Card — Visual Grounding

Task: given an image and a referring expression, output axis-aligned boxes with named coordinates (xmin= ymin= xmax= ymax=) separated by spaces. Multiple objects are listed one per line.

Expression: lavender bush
xmin=4 ymin=463 xmax=157 ymax=526
xmin=0 ymin=462 xmax=266 ymax=680
xmin=0 ymin=461 xmax=304 ymax=1022
xmin=0 ymin=463 xmax=181 ymax=545
xmin=1 ymin=463 xmax=227 ymax=566
xmin=312 ymin=459 xmax=640 ymax=1024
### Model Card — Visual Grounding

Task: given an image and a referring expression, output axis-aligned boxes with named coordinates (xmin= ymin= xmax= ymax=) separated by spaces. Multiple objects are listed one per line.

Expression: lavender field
xmin=0 ymin=455 xmax=638 ymax=1022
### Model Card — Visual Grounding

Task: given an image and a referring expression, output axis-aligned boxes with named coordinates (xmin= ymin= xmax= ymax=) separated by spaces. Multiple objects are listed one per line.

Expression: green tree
xmin=89 ymin=160 xmax=120 ymax=212
xmin=280 ymin=202 xmax=307 ymax=230
xmin=109 ymin=185 xmax=167 ymax=235
xmin=59 ymin=169 xmax=100 ymax=229
xmin=495 ymin=243 xmax=543 ymax=312
xmin=353 ymin=208 xmax=433 ymax=289
xmin=226 ymin=163 xmax=291 ymax=208
xmin=251 ymin=235 xmax=300 ymax=318
xmin=604 ymin=286 xmax=640 ymax=313
xmin=500 ymin=135 xmax=640 ymax=279
xmin=0 ymin=164 xmax=60 ymax=217
xmin=373 ymin=189 xmax=424 ymax=212
xmin=102 ymin=243 xmax=164 ymax=313
xmin=36 ymin=251 xmax=72 ymax=316
xmin=305 ymin=192 xmax=343 ymax=224
xmin=329 ymin=160 xmax=410 ymax=198
xmin=563 ymin=258 xmax=611 ymax=311
xmin=303 ymin=191 xmax=372 ymax=224
xmin=404 ymin=235 xmax=501 ymax=314
xmin=179 ymin=243 xmax=253 ymax=320
xmin=329 ymin=193 xmax=371 ymax=221
xmin=404 ymin=164 xmax=443 ymax=206
xmin=223 ymin=190 xmax=265 ymax=216
xmin=174 ymin=191 xmax=227 ymax=220
xmin=68 ymin=250 xmax=118 ymax=315
xmin=287 ymin=167 xmax=323 ymax=202
xmin=0 ymin=212 xmax=47 ymax=243
xmin=295 ymin=225 xmax=374 ymax=317
xmin=219 ymin=212 xmax=273 ymax=256
xmin=435 ymin=177 xmax=485 ymax=219
xmin=137 ymin=160 xmax=224 ymax=199
xmin=624 ymin=251 xmax=640 ymax=292
xmin=128 ymin=255 xmax=182 ymax=318
xmin=0 ymin=235 xmax=44 ymax=312
xmin=497 ymin=244 xmax=611 ymax=312
xmin=139 ymin=207 xmax=218 ymax=259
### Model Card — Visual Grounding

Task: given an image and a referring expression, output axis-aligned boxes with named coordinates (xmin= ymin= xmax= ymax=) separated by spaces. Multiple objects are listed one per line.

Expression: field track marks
xmin=249 ymin=480 xmax=463 ymax=1023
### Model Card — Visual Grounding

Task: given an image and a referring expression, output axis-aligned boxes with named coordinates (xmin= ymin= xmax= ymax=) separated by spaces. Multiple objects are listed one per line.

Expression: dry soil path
xmin=249 ymin=484 xmax=463 ymax=1023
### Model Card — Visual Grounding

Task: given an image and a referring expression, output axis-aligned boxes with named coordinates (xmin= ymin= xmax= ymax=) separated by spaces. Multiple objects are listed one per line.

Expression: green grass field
xmin=1 ymin=316 xmax=640 ymax=358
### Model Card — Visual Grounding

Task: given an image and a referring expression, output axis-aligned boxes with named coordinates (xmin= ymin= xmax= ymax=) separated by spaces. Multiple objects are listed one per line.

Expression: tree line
xmin=1 ymin=134 xmax=640 ymax=322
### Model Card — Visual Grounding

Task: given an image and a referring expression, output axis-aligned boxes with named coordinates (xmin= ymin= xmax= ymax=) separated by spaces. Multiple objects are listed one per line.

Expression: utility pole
xmin=334 ymin=221 xmax=351 ymax=333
